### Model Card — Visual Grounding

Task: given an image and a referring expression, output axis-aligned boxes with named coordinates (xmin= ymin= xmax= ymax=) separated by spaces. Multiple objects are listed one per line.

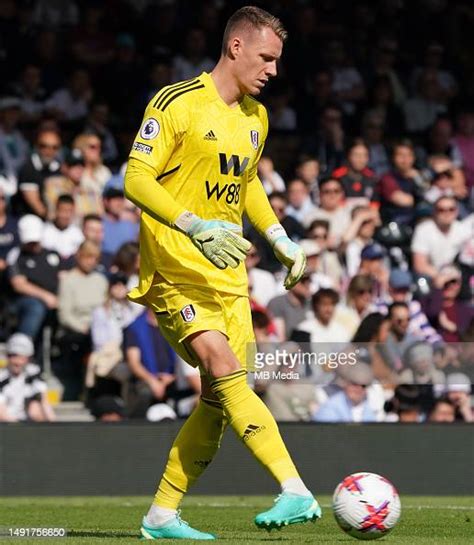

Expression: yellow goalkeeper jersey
xmin=128 ymin=71 xmax=268 ymax=301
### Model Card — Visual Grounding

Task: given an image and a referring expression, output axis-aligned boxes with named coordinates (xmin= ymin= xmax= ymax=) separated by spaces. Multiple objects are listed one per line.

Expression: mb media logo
xmin=242 ymin=423 xmax=266 ymax=442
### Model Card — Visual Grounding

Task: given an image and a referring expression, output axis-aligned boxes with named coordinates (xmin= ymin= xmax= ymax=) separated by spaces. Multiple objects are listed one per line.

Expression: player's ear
xmin=228 ymin=36 xmax=242 ymax=59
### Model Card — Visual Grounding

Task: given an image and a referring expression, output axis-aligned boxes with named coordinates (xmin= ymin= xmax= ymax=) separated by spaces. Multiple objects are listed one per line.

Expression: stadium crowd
xmin=0 ymin=0 xmax=473 ymax=423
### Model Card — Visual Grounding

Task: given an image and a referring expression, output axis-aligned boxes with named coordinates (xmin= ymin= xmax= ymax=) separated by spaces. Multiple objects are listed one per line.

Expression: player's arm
xmin=245 ymin=176 xmax=306 ymax=290
xmin=124 ymin=103 xmax=250 ymax=269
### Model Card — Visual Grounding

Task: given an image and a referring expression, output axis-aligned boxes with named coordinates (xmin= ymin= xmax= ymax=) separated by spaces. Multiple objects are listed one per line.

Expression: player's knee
xmin=186 ymin=331 xmax=241 ymax=378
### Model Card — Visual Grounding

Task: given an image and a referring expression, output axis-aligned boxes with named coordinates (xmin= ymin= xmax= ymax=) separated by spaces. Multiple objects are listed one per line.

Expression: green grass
xmin=0 ymin=496 xmax=472 ymax=544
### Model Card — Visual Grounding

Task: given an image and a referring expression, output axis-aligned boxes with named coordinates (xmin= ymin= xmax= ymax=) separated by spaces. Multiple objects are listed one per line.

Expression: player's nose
xmin=266 ymin=60 xmax=278 ymax=77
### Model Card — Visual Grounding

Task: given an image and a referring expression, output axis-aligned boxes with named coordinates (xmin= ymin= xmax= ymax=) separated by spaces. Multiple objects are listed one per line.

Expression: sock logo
xmin=194 ymin=459 xmax=211 ymax=468
xmin=242 ymin=423 xmax=266 ymax=442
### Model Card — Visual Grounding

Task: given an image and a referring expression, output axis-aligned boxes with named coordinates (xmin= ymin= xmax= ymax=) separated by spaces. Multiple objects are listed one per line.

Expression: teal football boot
xmin=140 ymin=513 xmax=215 ymax=540
xmin=255 ymin=492 xmax=322 ymax=531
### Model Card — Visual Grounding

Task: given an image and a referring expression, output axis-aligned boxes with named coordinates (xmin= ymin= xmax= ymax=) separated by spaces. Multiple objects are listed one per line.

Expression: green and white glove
xmin=175 ymin=211 xmax=252 ymax=269
xmin=266 ymin=224 xmax=307 ymax=290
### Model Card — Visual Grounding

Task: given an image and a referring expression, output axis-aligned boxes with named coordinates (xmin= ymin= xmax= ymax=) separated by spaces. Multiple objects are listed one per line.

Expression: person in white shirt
xmin=297 ymin=288 xmax=351 ymax=344
xmin=285 ymin=178 xmax=316 ymax=225
xmin=0 ymin=333 xmax=55 ymax=422
xmin=412 ymin=196 xmax=472 ymax=281
xmin=42 ymin=194 xmax=84 ymax=262
xmin=245 ymin=245 xmax=279 ymax=306
xmin=299 ymin=239 xmax=334 ymax=293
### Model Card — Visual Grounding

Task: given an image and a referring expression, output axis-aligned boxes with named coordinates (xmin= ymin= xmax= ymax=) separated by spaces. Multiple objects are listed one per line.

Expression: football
xmin=332 ymin=472 xmax=401 ymax=540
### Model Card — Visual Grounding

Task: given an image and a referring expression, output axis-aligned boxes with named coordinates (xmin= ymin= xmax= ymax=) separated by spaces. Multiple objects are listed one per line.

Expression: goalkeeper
xmin=125 ymin=5 xmax=321 ymax=541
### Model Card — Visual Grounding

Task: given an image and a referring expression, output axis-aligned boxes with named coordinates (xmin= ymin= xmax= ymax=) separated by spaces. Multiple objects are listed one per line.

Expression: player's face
xmin=233 ymin=27 xmax=282 ymax=95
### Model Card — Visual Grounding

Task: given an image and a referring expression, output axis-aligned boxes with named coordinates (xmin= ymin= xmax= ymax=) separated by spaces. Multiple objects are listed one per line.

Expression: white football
xmin=332 ymin=472 xmax=401 ymax=540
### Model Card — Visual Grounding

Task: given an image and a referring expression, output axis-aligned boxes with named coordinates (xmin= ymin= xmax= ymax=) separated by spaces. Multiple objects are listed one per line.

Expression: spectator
xmin=83 ymin=101 xmax=118 ymax=164
xmin=411 ymin=43 xmax=457 ymax=105
xmin=444 ymin=373 xmax=473 ymax=422
xmin=384 ymin=384 xmax=424 ymax=423
xmin=313 ymin=363 xmax=377 ymax=422
xmin=376 ymin=269 xmax=443 ymax=345
xmin=350 ymin=312 xmax=395 ymax=385
xmin=422 ymin=157 xmax=467 ymax=208
xmin=404 ymin=69 xmax=446 ymax=134
xmin=306 ymin=219 xmax=344 ymax=286
xmin=110 ymin=241 xmax=140 ymax=291
xmin=378 ymin=140 xmax=424 ymax=224
xmin=325 ymin=40 xmax=365 ymax=116
xmin=295 ymin=155 xmax=319 ymax=202
xmin=124 ymin=309 xmax=176 ymax=417
xmin=245 ymin=245 xmax=278 ymax=307
xmin=427 ymin=397 xmax=456 ymax=423
xmin=42 ymin=194 xmax=84 ymax=264
xmin=343 ymin=206 xmax=380 ymax=277
xmin=418 ymin=117 xmax=463 ymax=170
xmin=0 ymin=96 xmax=29 ymax=196
xmin=56 ymin=241 xmax=108 ymax=399
xmin=299 ymin=239 xmax=334 ymax=292
xmin=45 ymin=67 xmax=92 ymax=122
xmin=172 ymin=28 xmax=214 ymax=82
xmin=0 ymin=333 xmax=55 ymax=422
xmin=10 ymin=63 xmax=48 ymax=124
xmin=297 ymin=288 xmax=350 ymax=343
xmin=412 ymin=196 xmax=471 ymax=281
xmin=385 ymin=302 xmax=423 ymax=372
xmin=358 ymin=243 xmax=389 ymax=297
xmin=361 ymin=112 xmax=391 ymax=176
xmin=90 ymin=395 xmax=126 ymax=421
xmin=44 ymin=148 xmax=103 ymax=220
xmin=304 ymin=177 xmax=351 ymax=247
xmin=303 ymin=105 xmax=345 ymax=176
xmin=268 ymin=191 xmax=305 ymax=241
xmin=102 ymin=176 xmax=139 ymax=256
xmin=14 ymin=128 xmax=61 ymax=218
xmin=82 ymin=213 xmax=110 ymax=269
xmin=257 ymin=156 xmax=285 ymax=195
xmin=399 ymin=341 xmax=445 ymax=386
xmin=285 ymin=178 xmax=316 ymax=226
xmin=340 ymin=274 xmax=378 ymax=334
xmin=362 ymin=75 xmax=404 ymax=138
xmin=332 ymin=140 xmax=380 ymax=206
xmin=421 ymin=265 xmax=474 ymax=343
xmin=267 ymin=272 xmax=312 ymax=341
xmin=72 ymin=133 xmax=112 ymax=193
xmin=8 ymin=215 xmax=59 ymax=341
xmin=267 ymin=82 xmax=297 ymax=131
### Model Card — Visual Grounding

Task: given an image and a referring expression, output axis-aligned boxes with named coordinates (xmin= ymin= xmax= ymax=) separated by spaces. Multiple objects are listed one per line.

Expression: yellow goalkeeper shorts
xmin=142 ymin=275 xmax=255 ymax=370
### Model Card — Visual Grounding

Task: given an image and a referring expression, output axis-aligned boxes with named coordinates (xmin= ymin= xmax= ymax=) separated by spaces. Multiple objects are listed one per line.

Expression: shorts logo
xmin=132 ymin=142 xmax=153 ymax=155
xmin=180 ymin=304 xmax=196 ymax=322
xmin=140 ymin=118 xmax=160 ymax=140
xmin=250 ymin=130 xmax=259 ymax=150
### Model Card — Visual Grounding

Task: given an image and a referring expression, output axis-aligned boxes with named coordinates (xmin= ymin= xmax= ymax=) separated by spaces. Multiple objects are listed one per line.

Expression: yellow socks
xmin=211 ymin=369 xmax=299 ymax=483
xmin=154 ymin=397 xmax=227 ymax=509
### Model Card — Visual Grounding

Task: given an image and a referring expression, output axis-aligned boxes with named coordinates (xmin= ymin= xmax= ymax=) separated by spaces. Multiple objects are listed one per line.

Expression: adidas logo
xmin=194 ymin=459 xmax=211 ymax=468
xmin=242 ymin=423 xmax=266 ymax=442
xmin=204 ymin=130 xmax=217 ymax=141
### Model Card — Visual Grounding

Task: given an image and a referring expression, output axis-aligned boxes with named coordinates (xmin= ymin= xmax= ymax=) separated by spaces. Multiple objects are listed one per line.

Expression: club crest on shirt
xmin=250 ymin=130 xmax=259 ymax=150
xmin=140 ymin=118 xmax=160 ymax=140
xmin=180 ymin=304 xmax=196 ymax=322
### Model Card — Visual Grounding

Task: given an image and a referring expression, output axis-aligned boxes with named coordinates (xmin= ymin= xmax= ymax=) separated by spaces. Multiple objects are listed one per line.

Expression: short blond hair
xmin=222 ymin=6 xmax=287 ymax=54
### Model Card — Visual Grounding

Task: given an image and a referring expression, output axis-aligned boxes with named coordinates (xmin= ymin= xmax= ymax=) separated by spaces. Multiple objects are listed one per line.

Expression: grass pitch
xmin=0 ymin=496 xmax=472 ymax=544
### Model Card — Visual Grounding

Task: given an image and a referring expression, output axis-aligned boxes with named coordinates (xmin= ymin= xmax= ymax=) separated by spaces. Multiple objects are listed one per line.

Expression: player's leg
xmin=186 ymin=330 xmax=321 ymax=529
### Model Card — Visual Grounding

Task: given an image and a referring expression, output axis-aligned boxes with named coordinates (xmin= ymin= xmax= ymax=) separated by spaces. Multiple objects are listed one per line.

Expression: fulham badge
xmin=180 ymin=304 xmax=196 ymax=322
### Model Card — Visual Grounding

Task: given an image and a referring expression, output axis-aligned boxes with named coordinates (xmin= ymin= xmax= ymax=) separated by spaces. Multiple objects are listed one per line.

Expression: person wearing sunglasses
xmin=14 ymin=128 xmax=62 ymax=218
xmin=72 ymin=133 xmax=111 ymax=194
xmin=412 ymin=196 xmax=471 ymax=284
xmin=420 ymin=265 xmax=474 ymax=343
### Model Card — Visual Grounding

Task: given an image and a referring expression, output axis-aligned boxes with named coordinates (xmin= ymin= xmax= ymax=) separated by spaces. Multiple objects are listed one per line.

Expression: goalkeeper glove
xmin=266 ymin=224 xmax=307 ymax=290
xmin=175 ymin=211 xmax=252 ymax=269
